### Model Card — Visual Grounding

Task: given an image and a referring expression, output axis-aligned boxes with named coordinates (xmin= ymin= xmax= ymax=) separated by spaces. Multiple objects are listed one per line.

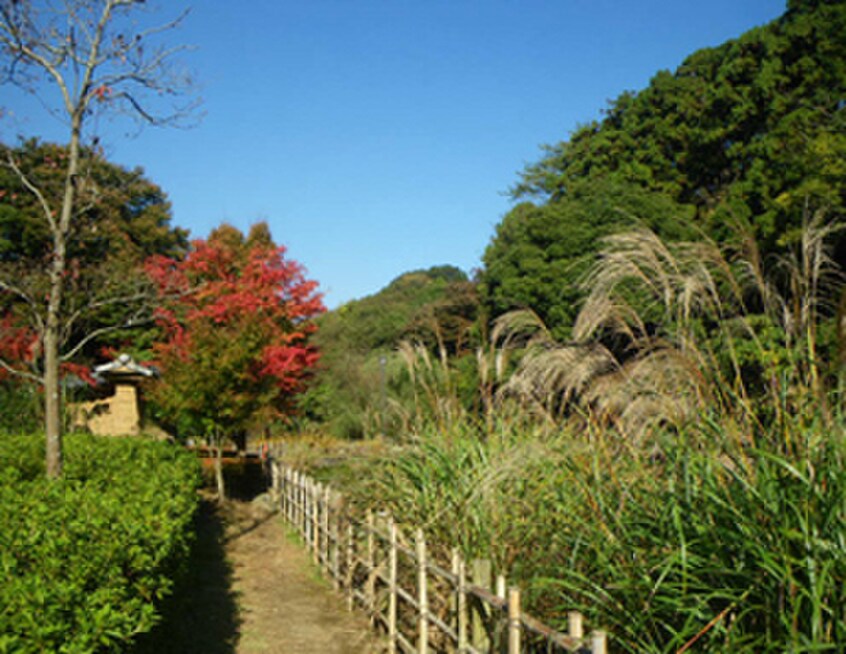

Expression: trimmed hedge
xmin=0 ymin=433 xmax=201 ymax=653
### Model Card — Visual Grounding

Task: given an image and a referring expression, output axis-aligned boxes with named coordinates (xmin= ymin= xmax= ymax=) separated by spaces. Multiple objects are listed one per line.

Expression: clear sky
xmin=2 ymin=0 xmax=786 ymax=308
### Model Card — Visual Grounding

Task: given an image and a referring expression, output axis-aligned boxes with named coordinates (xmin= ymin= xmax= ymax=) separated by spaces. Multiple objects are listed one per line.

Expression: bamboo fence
xmin=269 ymin=460 xmax=608 ymax=654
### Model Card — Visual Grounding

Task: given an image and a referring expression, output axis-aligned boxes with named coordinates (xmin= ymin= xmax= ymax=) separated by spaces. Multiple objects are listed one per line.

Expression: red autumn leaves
xmin=145 ymin=228 xmax=324 ymax=424
xmin=0 ymin=220 xmax=323 ymax=432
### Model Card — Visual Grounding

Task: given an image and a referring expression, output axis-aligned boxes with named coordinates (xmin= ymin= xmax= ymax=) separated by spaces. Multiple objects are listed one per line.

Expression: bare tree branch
xmin=3 ymin=149 xmax=57 ymax=232
xmin=0 ymin=0 xmax=199 ymax=477
xmin=0 ymin=356 xmax=41 ymax=384
xmin=61 ymin=314 xmax=152 ymax=362
xmin=63 ymin=287 xmax=154 ymax=336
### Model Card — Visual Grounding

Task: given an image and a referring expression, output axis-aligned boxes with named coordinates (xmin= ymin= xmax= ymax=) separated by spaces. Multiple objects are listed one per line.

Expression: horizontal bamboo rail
xmin=270 ymin=460 xmax=608 ymax=654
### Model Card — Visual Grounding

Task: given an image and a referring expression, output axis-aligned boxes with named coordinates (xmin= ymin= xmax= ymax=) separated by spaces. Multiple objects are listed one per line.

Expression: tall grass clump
xmin=374 ymin=418 xmax=846 ymax=652
xmin=371 ymin=214 xmax=846 ymax=652
xmin=524 ymin=418 xmax=846 ymax=653
xmin=373 ymin=420 xmax=566 ymax=564
xmin=0 ymin=433 xmax=201 ymax=652
xmin=497 ymin=212 xmax=843 ymax=446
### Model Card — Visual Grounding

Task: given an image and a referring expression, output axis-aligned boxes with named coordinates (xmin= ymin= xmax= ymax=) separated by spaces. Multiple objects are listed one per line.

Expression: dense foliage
xmin=147 ymin=223 xmax=324 ymax=441
xmin=0 ymin=140 xmax=189 ymax=431
xmin=374 ymin=421 xmax=846 ymax=653
xmin=304 ymin=265 xmax=478 ymax=439
xmin=369 ymin=99 xmax=846 ymax=652
xmin=0 ymin=433 xmax=201 ymax=652
xmin=482 ymin=0 xmax=846 ymax=337
xmin=316 ymin=265 xmax=474 ymax=356
xmin=481 ymin=179 xmax=694 ymax=339
xmin=0 ymin=140 xmax=187 ymax=268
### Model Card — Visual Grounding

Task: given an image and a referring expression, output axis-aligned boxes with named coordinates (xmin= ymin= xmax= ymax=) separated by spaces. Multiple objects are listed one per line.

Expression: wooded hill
xmin=304 ymin=265 xmax=477 ymax=438
xmin=310 ymin=0 xmax=846 ymax=433
xmin=481 ymin=0 xmax=846 ymax=338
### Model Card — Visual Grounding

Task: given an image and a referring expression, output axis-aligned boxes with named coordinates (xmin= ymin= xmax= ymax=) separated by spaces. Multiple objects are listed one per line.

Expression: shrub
xmin=0 ymin=433 xmax=201 ymax=653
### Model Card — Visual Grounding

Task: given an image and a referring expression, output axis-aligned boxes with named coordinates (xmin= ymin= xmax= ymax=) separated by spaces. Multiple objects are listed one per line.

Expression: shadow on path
xmin=131 ymin=499 xmax=241 ymax=654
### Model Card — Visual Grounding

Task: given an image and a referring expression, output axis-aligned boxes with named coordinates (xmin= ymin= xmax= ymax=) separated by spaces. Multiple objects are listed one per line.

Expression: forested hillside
xmin=304 ymin=265 xmax=478 ymax=438
xmin=315 ymin=0 xmax=846 ymax=432
xmin=482 ymin=0 xmax=846 ymax=338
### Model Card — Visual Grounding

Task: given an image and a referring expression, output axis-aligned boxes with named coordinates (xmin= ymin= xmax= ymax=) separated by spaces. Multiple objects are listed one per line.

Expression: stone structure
xmin=72 ymin=354 xmax=155 ymax=436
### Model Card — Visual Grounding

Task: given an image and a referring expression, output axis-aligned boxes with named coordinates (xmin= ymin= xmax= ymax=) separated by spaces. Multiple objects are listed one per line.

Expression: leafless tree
xmin=0 ymin=0 xmax=198 ymax=477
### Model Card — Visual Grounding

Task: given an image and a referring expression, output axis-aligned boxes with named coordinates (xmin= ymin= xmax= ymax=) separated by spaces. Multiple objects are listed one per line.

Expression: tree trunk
xmin=44 ymin=323 xmax=62 ymax=478
xmin=44 ymin=117 xmax=81 ymax=479
xmin=214 ymin=436 xmax=226 ymax=503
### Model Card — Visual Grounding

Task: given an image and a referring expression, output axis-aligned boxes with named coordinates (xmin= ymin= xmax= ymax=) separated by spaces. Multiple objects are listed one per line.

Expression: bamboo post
xmin=290 ymin=468 xmax=296 ymax=524
xmin=471 ymin=559 xmax=492 ymax=650
xmin=304 ymin=477 xmax=310 ymax=542
xmin=331 ymin=493 xmax=340 ymax=590
xmin=285 ymin=466 xmax=294 ymax=524
xmin=496 ymin=573 xmax=507 ymax=652
xmin=496 ymin=574 xmax=506 ymax=601
xmin=300 ymin=474 xmax=305 ymax=536
xmin=289 ymin=468 xmax=295 ymax=524
xmin=450 ymin=549 xmax=460 ymax=653
xmin=388 ymin=518 xmax=398 ymax=654
xmin=307 ymin=479 xmax=313 ymax=546
xmin=296 ymin=472 xmax=303 ymax=535
xmin=366 ymin=509 xmax=375 ymax=621
xmin=276 ymin=464 xmax=284 ymax=514
xmin=591 ymin=631 xmax=607 ymax=654
xmin=312 ymin=482 xmax=320 ymax=561
xmin=569 ymin=611 xmax=584 ymax=640
xmin=284 ymin=468 xmax=291 ymax=522
xmin=457 ymin=559 xmax=468 ymax=654
xmin=416 ymin=529 xmax=428 ymax=654
xmin=285 ymin=466 xmax=291 ymax=519
xmin=291 ymin=472 xmax=302 ymax=533
xmin=302 ymin=476 xmax=307 ymax=536
xmin=322 ymin=485 xmax=331 ymax=570
xmin=286 ymin=468 xmax=292 ymax=524
xmin=291 ymin=471 xmax=298 ymax=529
xmin=293 ymin=472 xmax=299 ymax=528
xmin=318 ymin=485 xmax=325 ymax=568
xmin=507 ymin=588 xmax=521 ymax=654
xmin=346 ymin=520 xmax=355 ymax=611
xmin=303 ymin=478 xmax=310 ymax=543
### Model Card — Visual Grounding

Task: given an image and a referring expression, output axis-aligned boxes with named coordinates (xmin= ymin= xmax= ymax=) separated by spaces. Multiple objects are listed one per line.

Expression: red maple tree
xmin=145 ymin=224 xmax=324 ymax=443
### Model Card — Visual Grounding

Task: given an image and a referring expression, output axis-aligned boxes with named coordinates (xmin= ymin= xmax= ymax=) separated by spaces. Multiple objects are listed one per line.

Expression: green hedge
xmin=0 ymin=433 xmax=201 ymax=653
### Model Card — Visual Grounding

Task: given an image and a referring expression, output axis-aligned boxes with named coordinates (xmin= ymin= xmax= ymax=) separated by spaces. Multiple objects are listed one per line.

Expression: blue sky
xmin=2 ymin=0 xmax=786 ymax=308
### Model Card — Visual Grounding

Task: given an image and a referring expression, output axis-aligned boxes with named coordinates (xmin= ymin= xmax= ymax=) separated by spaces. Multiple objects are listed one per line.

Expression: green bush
xmin=0 ymin=433 xmax=201 ymax=653
xmin=0 ymin=382 xmax=42 ymax=434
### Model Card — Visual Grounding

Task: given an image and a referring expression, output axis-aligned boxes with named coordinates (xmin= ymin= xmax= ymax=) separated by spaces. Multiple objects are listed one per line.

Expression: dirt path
xmin=133 ymin=498 xmax=381 ymax=654
xmin=225 ymin=500 xmax=381 ymax=654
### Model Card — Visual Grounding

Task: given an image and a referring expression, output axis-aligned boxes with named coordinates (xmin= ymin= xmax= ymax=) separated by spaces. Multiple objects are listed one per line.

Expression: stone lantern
xmin=74 ymin=354 xmax=155 ymax=436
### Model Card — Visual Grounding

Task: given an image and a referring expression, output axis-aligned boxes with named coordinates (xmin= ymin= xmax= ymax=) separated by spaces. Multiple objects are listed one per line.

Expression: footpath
xmin=226 ymin=499 xmax=380 ymax=653
xmin=134 ymin=497 xmax=381 ymax=654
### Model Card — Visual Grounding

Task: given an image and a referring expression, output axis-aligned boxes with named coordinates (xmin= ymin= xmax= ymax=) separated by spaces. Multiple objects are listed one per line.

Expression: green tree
xmin=513 ymin=2 xmax=846 ymax=258
xmin=481 ymin=178 xmax=693 ymax=340
xmin=0 ymin=141 xmax=187 ymax=431
xmin=305 ymin=265 xmax=477 ymax=439
xmin=0 ymin=0 xmax=197 ymax=477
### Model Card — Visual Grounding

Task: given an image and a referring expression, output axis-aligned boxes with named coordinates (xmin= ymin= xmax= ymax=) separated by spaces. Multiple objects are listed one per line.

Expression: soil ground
xmin=133 ymin=495 xmax=381 ymax=654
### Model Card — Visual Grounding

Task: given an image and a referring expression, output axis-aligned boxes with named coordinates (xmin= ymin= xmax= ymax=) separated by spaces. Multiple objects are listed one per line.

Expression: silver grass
xmin=497 ymin=214 xmax=843 ymax=442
